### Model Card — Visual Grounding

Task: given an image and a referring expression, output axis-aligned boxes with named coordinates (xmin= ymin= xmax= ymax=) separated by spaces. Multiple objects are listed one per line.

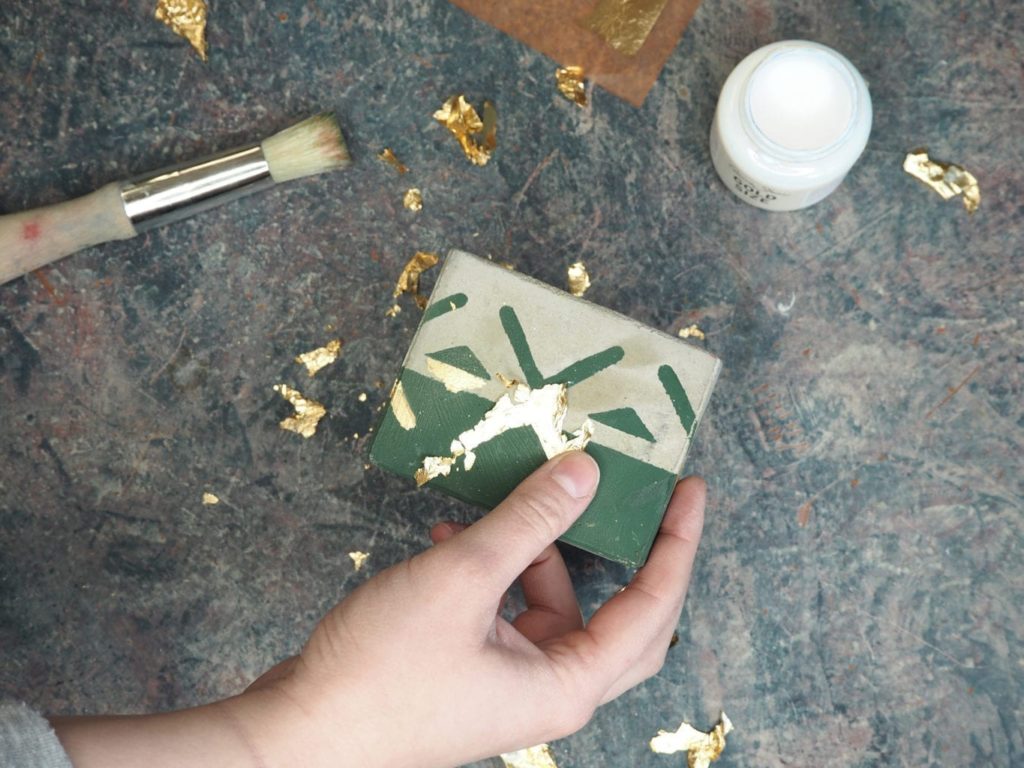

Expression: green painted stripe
xmin=499 ymin=306 xmax=545 ymax=388
xmin=546 ymin=346 xmax=624 ymax=388
xmin=658 ymin=364 xmax=696 ymax=434
xmin=589 ymin=407 xmax=656 ymax=442
xmin=423 ymin=293 xmax=468 ymax=322
xmin=425 ymin=345 xmax=490 ymax=379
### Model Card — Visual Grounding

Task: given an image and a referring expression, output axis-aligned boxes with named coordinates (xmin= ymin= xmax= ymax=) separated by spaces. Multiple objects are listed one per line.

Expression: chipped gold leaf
xmin=378 ymin=148 xmax=409 ymax=174
xmin=390 ymin=380 xmax=417 ymax=431
xmin=556 ymin=66 xmax=588 ymax=107
xmin=295 ymin=339 xmax=342 ymax=377
xmin=155 ymin=0 xmax=209 ymax=61
xmin=650 ymin=712 xmax=733 ymax=768
xmin=391 ymin=251 xmax=439 ymax=311
xmin=501 ymin=743 xmax=559 ymax=768
xmin=433 ymin=95 xmax=497 ymax=166
xmin=426 ymin=358 xmax=489 ymax=393
xmin=357 ymin=392 xmax=368 ymax=402
xmin=580 ymin=0 xmax=671 ymax=57
xmin=385 ymin=304 xmax=402 ymax=318
xmin=273 ymin=384 xmax=327 ymax=438
xmin=403 ymin=187 xmax=424 ymax=212
xmin=567 ymin=261 xmax=592 ymax=297
xmin=678 ymin=324 xmax=706 ymax=340
xmin=903 ymin=149 xmax=980 ymax=214
xmin=415 ymin=455 xmax=456 ymax=486
xmin=201 ymin=492 xmax=220 ymax=505
xmin=418 ymin=382 xmax=593 ymax=482
xmin=349 ymin=551 xmax=370 ymax=571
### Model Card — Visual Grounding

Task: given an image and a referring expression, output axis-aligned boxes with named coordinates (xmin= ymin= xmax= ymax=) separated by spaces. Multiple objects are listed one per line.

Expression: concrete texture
xmin=1 ymin=1 xmax=1021 ymax=766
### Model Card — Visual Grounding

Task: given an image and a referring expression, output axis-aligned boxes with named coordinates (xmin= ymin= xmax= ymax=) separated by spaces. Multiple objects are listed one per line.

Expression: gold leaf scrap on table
xmin=433 ymin=95 xmax=498 ymax=166
xmin=650 ymin=712 xmax=733 ymax=768
xmin=390 ymin=380 xmax=417 ymax=431
xmin=295 ymin=339 xmax=342 ymax=377
xmin=403 ymin=187 xmax=423 ymax=212
xmin=580 ymin=0 xmax=671 ymax=57
xmin=556 ymin=66 xmax=588 ymax=107
xmin=678 ymin=324 xmax=705 ymax=340
xmin=390 ymin=251 xmax=440 ymax=312
xmin=903 ymin=149 xmax=980 ymax=214
xmin=567 ymin=261 xmax=592 ymax=297
xmin=378 ymin=148 xmax=409 ymax=174
xmin=417 ymin=381 xmax=594 ymax=484
xmin=501 ymin=743 xmax=559 ymax=768
xmin=349 ymin=551 xmax=370 ymax=571
xmin=273 ymin=384 xmax=327 ymax=438
xmin=201 ymin=492 xmax=220 ymax=505
xmin=155 ymin=0 xmax=209 ymax=61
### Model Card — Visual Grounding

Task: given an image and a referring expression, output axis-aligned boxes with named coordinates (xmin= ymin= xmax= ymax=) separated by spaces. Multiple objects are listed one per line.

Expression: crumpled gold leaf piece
xmin=903 ymin=149 xmax=980 ymax=214
xmin=567 ymin=261 xmax=592 ymax=297
xmin=501 ymin=743 xmax=559 ymax=768
xmin=155 ymin=0 xmax=209 ymax=61
xmin=556 ymin=66 xmax=588 ymax=107
xmin=201 ymin=492 xmax=219 ymax=505
xmin=392 ymin=251 xmax=440 ymax=310
xmin=378 ymin=148 xmax=409 ymax=174
xmin=433 ymin=95 xmax=497 ymax=166
xmin=678 ymin=324 xmax=705 ymax=340
xmin=403 ymin=188 xmax=424 ymax=212
xmin=295 ymin=339 xmax=342 ymax=377
xmin=418 ymin=382 xmax=594 ymax=483
xmin=349 ymin=551 xmax=369 ymax=571
xmin=580 ymin=0 xmax=671 ymax=57
xmin=273 ymin=384 xmax=327 ymax=438
xmin=650 ymin=712 xmax=733 ymax=768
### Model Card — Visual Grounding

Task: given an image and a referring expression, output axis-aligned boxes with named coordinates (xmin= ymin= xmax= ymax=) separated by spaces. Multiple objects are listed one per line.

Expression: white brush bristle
xmin=261 ymin=113 xmax=350 ymax=183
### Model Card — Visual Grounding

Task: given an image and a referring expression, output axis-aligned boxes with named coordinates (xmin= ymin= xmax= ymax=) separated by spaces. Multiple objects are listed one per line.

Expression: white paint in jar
xmin=710 ymin=40 xmax=872 ymax=211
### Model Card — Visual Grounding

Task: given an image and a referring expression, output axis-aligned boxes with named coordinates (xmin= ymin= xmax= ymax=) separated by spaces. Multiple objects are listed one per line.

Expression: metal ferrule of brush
xmin=120 ymin=144 xmax=274 ymax=232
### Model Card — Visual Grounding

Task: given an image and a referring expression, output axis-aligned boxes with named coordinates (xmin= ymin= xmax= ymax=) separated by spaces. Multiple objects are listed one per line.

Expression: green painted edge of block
xmin=425 ymin=345 xmax=490 ymax=380
xmin=588 ymin=407 xmax=656 ymax=443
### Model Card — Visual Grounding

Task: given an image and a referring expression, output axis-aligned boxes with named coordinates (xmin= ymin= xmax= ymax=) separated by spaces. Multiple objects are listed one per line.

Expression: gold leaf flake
xmin=357 ymin=392 xmax=368 ymax=402
xmin=678 ymin=324 xmax=705 ymax=340
xmin=426 ymin=357 xmax=489 ymax=393
xmin=155 ymin=0 xmax=209 ymax=61
xmin=415 ymin=455 xmax=456 ymax=486
xmin=349 ymin=551 xmax=370 ymax=571
xmin=390 ymin=380 xmax=417 ymax=431
xmin=501 ymin=743 xmax=559 ymax=768
xmin=650 ymin=712 xmax=733 ymax=768
xmin=378 ymin=148 xmax=409 ymax=174
xmin=273 ymin=384 xmax=327 ymax=438
xmin=567 ymin=261 xmax=592 ymax=297
xmin=403 ymin=188 xmax=424 ymax=212
xmin=295 ymin=339 xmax=342 ymax=377
xmin=556 ymin=66 xmax=588 ymax=107
xmin=903 ymin=149 xmax=980 ymax=214
xmin=496 ymin=372 xmax=520 ymax=389
xmin=580 ymin=0 xmax=671 ymax=57
xmin=202 ymin=492 xmax=220 ymax=505
xmin=385 ymin=304 xmax=402 ymax=317
xmin=433 ymin=95 xmax=497 ymax=166
xmin=391 ymin=251 xmax=439 ymax=310
xmin=418 ymin=382 xmax=593 ymax=483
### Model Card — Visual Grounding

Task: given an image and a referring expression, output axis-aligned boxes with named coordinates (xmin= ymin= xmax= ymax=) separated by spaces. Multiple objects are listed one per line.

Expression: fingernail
xmin=551 ymin=451 xmax=599 ymax=499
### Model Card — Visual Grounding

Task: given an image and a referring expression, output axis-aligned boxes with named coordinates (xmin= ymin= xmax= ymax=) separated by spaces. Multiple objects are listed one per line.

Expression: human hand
xmin=240 ymin=451 xmax=706 ymax=768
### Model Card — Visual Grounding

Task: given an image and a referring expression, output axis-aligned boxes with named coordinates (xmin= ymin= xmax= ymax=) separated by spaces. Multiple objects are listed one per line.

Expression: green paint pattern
xmin=425 ymin=345 xmax=490 ymax=380
xmin=658 ymin=364 xmax=696 ymax=435
xmin=589 ymin=407 xmax=656 ymax=442
xmin=423 ymin=293 xmax=468 ymax=322
xmin=499 ymin=306 xmax=545 ymax=388
xmin=546 ymin=346 xmax=624 ymax=387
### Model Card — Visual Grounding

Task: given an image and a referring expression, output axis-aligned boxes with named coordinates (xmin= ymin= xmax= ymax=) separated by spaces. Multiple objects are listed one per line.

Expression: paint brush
xmin=0 ymin=113 xmax=350 ymax=286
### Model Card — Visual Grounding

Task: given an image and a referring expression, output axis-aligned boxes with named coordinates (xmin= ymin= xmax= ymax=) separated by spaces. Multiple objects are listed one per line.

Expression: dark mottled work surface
xmin=1 ymin=1 xmax=1021 ymax=766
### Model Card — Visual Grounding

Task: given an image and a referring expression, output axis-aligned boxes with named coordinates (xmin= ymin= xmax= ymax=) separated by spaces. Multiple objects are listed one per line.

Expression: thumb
xmin=438 ymin=451 xmax=599 ymax=594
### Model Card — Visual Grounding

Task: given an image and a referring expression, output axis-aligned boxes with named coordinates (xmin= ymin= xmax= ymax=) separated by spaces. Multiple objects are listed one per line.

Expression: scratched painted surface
xmin=0 ymin=1 xmax=1021 ymax=766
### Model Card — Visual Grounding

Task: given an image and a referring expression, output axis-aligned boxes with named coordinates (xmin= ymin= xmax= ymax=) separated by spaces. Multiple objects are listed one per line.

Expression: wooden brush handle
xmin=0 ymin=183 xmax=136 ymax=286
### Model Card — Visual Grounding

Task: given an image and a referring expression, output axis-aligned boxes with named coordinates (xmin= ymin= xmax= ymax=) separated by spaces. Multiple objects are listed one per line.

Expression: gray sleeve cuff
xmin=0 ymin=701 xmax=74 ymax=768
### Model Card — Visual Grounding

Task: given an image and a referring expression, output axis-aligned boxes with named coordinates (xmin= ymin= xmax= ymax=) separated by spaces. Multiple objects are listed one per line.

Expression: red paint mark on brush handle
xmin=22 ymin=221 xmax=41 ymax=241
